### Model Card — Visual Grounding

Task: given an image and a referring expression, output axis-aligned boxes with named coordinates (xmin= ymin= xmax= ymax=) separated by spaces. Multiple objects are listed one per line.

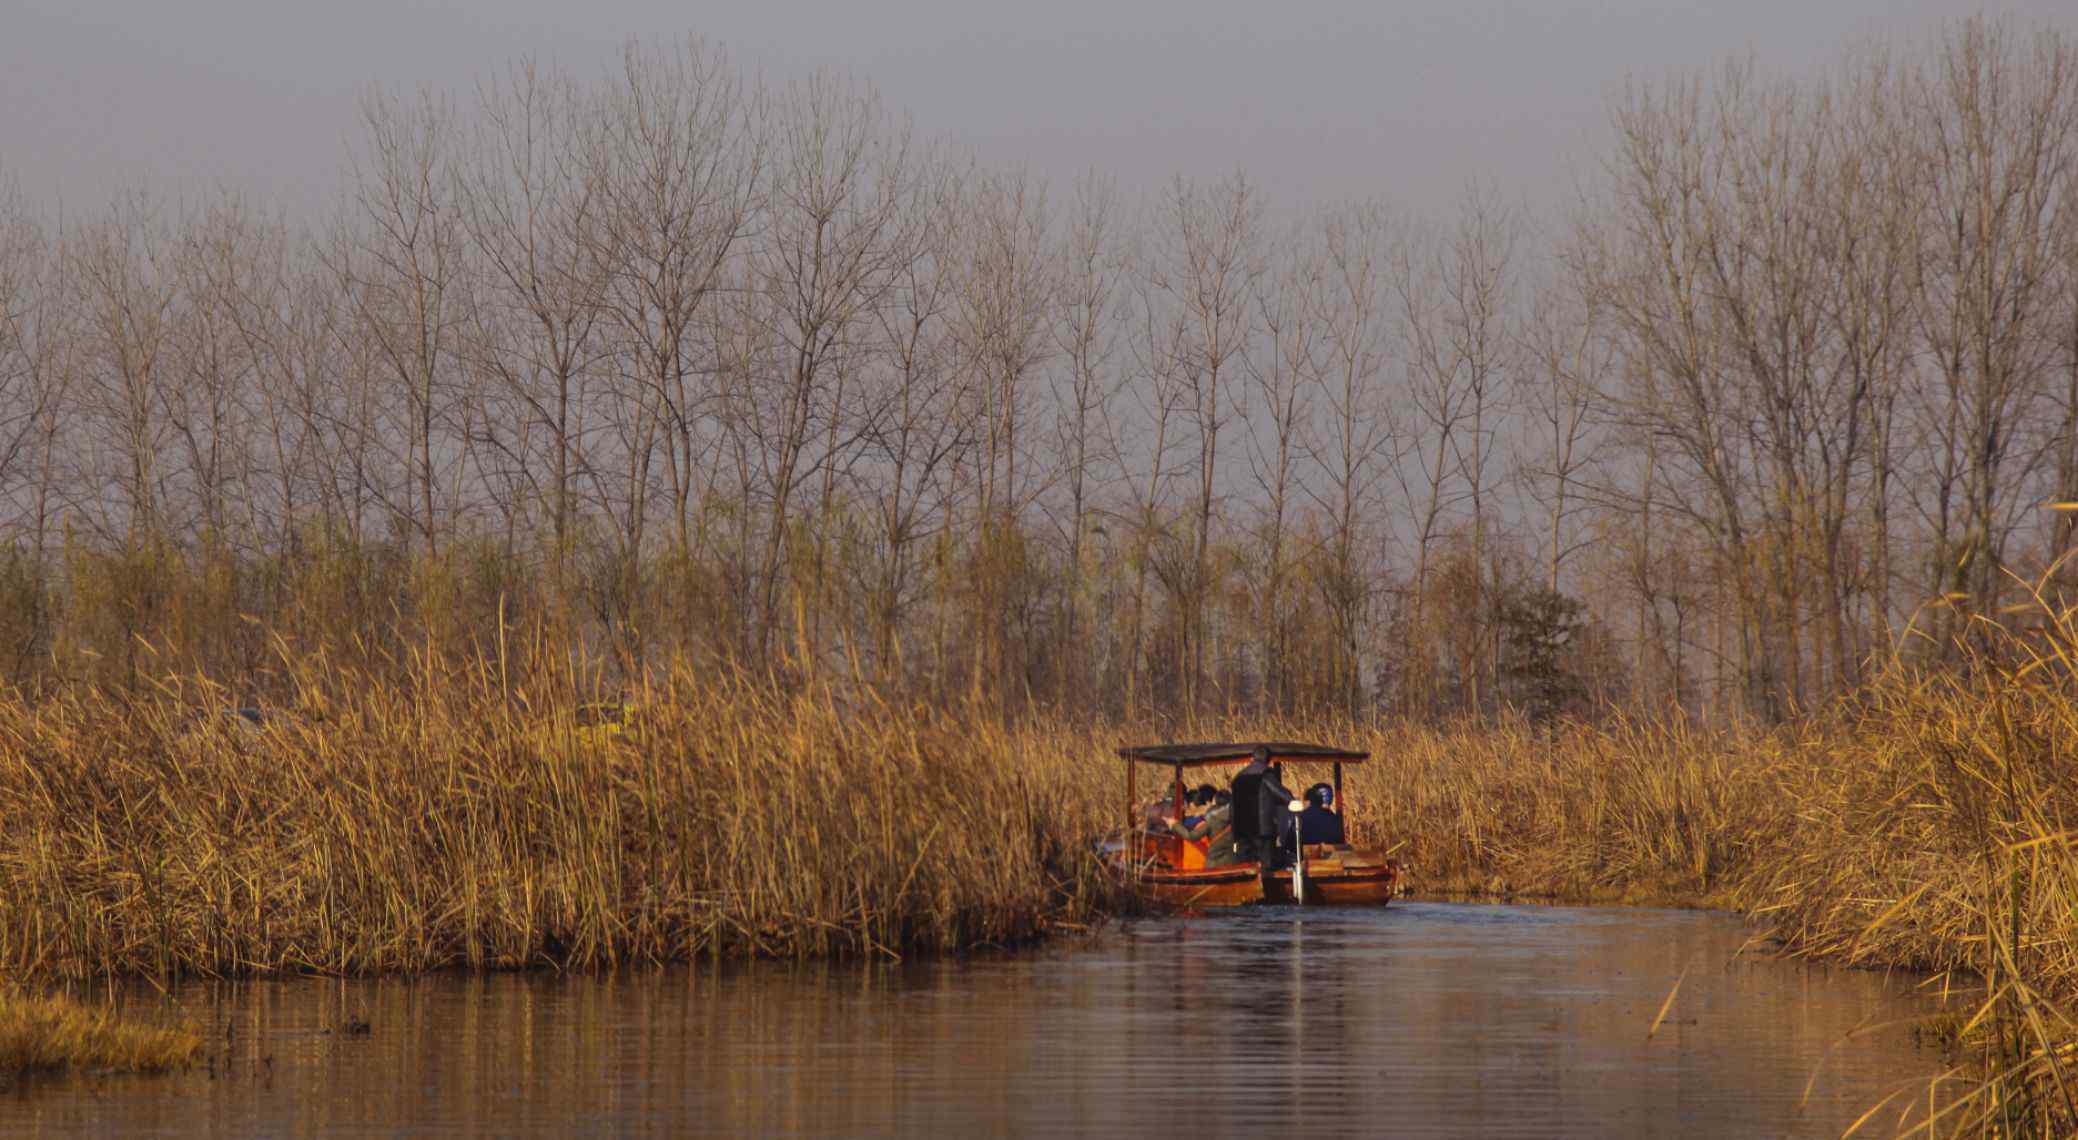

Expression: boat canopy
xmin=1115 ymin=741 xmax=1368 ymax=767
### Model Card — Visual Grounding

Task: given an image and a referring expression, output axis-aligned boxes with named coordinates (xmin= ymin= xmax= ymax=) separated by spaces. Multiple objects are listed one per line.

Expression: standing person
xmin=1229 ymin=746 xmax=1298 ymax=868
xmin=1256 ymin=761 xmax=1299 ymax=870
xmin=1229 ymin=747 xmax=1270 ymax=862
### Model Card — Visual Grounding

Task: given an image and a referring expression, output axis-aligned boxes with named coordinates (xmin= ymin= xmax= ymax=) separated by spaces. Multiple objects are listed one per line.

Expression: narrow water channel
xmin=1 ymin=903 xmax=1954 ymax=1137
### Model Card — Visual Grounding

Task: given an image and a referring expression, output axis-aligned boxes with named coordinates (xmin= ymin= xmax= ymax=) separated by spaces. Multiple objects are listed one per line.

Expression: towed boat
xmin=1109 ymin=742 xmax=1400 ymax=907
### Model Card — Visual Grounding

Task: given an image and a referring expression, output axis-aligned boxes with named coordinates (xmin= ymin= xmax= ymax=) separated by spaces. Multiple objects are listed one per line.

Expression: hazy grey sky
xmin=4 ymin=1 xmax=2070 ymax=219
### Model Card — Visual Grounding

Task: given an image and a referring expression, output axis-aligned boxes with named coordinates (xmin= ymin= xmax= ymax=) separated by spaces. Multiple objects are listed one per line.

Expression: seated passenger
xmin=1169 ymin=788 xmax=1239 ymax=866
xmin=1204 ymin=789 xmax=1239 ymax=866
xmin=1297 ymin=783 xmax=1345 ymax=846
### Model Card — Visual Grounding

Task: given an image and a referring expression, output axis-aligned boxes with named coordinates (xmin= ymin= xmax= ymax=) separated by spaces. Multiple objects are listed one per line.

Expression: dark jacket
xmin=1298 ymin=805 xmax=1345 ymax=845
xmin=1230 ymin=759 xmax=1269 ymax=840
xmin=1256 ymin=766 xmax=1296 ymax=842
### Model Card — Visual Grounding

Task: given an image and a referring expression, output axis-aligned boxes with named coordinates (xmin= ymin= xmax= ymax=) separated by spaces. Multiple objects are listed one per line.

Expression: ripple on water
xmin=0 ymin=902 xmax=1954 ymax=1138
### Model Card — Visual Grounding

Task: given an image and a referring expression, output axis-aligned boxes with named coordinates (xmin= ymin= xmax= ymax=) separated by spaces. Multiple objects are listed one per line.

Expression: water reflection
xmin=0 ymin=903 xmax=1950 ymax=1138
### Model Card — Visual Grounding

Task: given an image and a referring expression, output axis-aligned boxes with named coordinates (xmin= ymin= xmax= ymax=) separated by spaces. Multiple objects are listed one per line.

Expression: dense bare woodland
xmin=2 ymin=18 xmax=2075 ymax=722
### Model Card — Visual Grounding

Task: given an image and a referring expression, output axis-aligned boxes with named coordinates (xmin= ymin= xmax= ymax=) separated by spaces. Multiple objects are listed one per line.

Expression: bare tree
xmin=1903 ymin=19 xmax=2077 ymax=637
xmin=2055 ymin=185 xmax=2078 ymax=606
xmin=1244 ymin=222 xmax=1319 ymax=711
xmin=2 ymin=24 xmax=2075 ymax=720
xmin=1146 ymin=171 xmax=1263 ymax=711
xmin=340 ymin=89 xmax=466 ymax=555
xmin=71 ymin=191 xmax=183 ymax=549
xmin=457 ymin=58 xmax=613 ymax=599
xmin=0 ymin=177 xmax=64 ymax=554
xmin=1308 ymin=199 xmax=1398 ymax=716
xmin=590 ymin=37 xmax=760 ymax=659
xmin=861 ymin=155 xmax=967 ymax=675
xmin=0 ymin=176 xmax=71 ymax=677
xmin=169 ymin=195 xmax=275 ymax=547
xmin=1049 ymin=170 xmax=1123 ymax=700
xmin=1117 ymin=217 xmax=1191 ymax=716
xmin=215 ymin=217 xmax=335 ymax=556
xmin=745 ymin=71 xmax=912 ymax=661
xmin=951 ymin=164 xmax=1053 ymax=695
xmin=1391 ymin=213 xmax=1476 ymax=714
xmin=1518 ymin=266 xmax=1612 ymax=600
xmin=1439 ymin=185 xmax=1521 ymax=711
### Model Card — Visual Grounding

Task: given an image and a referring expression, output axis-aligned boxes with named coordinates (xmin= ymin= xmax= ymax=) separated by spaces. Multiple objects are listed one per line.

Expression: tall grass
xmin=0 ymin=652 xmax=1125 ymax=980
xmin=4 ymin=610 xmax=2077 ymax=1131
xmin=0 ymin=988 xmax=200 ymax=1076
xmin=1317 ymin=599 xmax=2078 ymax=1137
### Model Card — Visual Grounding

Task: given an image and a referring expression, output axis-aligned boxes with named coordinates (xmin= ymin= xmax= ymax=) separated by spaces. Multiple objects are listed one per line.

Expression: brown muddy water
xmin=1 ymin=903 xmax=1956 ymax=1138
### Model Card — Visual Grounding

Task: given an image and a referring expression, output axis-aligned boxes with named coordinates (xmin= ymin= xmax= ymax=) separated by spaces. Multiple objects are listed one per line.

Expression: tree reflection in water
xmin=0 ymin=904 xmax=1954 ymax=1138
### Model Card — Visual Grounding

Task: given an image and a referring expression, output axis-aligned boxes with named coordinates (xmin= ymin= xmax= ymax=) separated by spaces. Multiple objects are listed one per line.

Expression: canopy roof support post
xmin=1334 ymin=761 xmax=1345 ymax=818
xmin=1172 ymin=763 xmax=1184 ymax=826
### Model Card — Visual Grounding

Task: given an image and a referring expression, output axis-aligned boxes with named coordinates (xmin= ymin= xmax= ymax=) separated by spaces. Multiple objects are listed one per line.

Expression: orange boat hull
xmin=1129 ymin=845 xmax=1400 ymax=908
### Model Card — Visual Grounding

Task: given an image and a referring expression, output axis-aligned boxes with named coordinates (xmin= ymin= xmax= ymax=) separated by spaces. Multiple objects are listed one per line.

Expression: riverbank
xmin=1327 ymin=618 xmax=2078 ymax=1135
xmin=2 ymin=625 xmax=2073 ymax=1129
xmin=0 ymin=646 xmax=2069 ymax=991
xmin=0 ymin=663 xmax=1125 ymax=980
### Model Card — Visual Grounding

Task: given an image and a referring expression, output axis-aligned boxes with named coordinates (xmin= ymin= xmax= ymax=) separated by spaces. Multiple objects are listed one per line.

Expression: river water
xmin=2 ymin=903 xmax=1955 ymax=1138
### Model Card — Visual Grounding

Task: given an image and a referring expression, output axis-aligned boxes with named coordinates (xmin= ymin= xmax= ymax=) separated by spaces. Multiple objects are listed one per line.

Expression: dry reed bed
xmin=3 ymin=629 xmax=2077 ymax=1129
xmin=0 ymin=661 xmax=1125 ymax=982
xmin=0 ymin=988 xmax=200 ymax=1076
xmin=1321 ymin=618 xmax=2078 ymax=1135
xmin=0 ymin=652 xmax=2070 ymax=993
xmin=1337 ymin=695 xmax=2059 ymax=983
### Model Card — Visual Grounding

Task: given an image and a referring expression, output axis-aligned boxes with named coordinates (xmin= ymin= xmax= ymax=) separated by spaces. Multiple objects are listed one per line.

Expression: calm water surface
xmin=2 ymin=903 xmax=1954 ymax=1137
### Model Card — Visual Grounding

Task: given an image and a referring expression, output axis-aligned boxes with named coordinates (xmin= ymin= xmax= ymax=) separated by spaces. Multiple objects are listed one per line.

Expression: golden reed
xmin=1328 ymin=596 xmax=2078 ymax=1137
xmin=0 ymin=987 xmax=199 ymax=1076
xmin=1 ymin=601 xmax=2074 ymax=1128
xmin=0 ymin=653 xmax=1126 ymax=980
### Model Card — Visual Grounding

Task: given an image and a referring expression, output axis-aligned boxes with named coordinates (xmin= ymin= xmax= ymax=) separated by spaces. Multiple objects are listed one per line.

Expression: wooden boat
xmin=1110 ymin=742 xmax=1400 ymax=907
